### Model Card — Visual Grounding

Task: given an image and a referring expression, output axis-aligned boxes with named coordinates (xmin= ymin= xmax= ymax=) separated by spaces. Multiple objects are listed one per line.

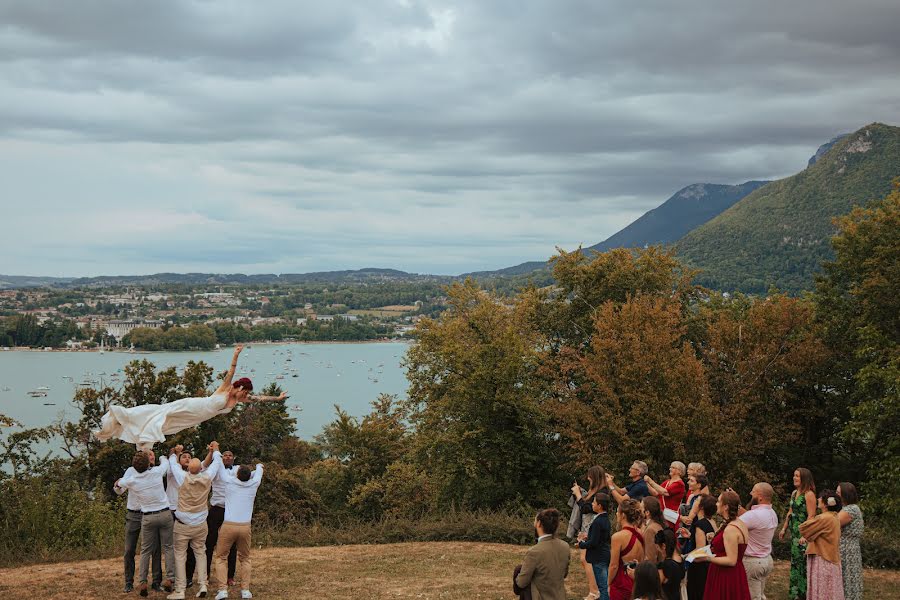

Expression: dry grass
xmin=0 ymin=542 xmax=896 ymax=600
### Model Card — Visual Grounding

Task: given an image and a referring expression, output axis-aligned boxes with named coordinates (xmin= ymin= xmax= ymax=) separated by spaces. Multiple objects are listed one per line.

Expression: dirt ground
xmin=0 ymin=542 xmax=896 ymax=599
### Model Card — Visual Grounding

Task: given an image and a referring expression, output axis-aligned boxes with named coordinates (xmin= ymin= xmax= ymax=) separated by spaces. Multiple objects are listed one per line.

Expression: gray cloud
xmin=1 ymin=0 xmax=899 ymax=276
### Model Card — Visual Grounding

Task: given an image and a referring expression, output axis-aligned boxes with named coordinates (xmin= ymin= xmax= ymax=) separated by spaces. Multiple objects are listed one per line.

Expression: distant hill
xmin=0 ymin=268 xmax=446 ymax=289
xmin=677 ymin=123 xmax=900 ymax=293
xmin=0 ymin=275 xmax=74 ymax=290
xmin=465 ymin=180 xmax=769 ymax=278
xmin=588 ymin=181 xmax=771 ymax=253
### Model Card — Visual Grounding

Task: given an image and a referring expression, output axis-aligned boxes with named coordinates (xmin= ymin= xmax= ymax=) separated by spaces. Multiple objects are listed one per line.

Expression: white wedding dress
xmin=94 ymin=393 xmax=233 ymax=450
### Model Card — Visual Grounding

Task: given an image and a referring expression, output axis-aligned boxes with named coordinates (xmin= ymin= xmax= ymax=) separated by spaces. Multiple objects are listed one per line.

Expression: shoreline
xmin=0 ymin=339 xmax=413 ymax=353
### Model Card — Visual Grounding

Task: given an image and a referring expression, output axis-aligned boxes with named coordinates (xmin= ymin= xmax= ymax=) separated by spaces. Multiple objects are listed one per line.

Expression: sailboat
xmin=99 ymin=338 xmax=105 ymax=354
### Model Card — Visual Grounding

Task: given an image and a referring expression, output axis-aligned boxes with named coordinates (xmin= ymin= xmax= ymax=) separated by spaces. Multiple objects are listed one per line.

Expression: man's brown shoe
xmin=139 ymin=583 xmax=148 ymax=597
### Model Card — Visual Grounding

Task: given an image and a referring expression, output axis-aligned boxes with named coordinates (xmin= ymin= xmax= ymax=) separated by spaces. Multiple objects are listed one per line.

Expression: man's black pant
xmin=124 ymin=509 xmax=161 ymax=586
xmin=171 ymin=510 xmax=196 ymax=583
xmin=205 ymin=505 xmax=236 ymax=582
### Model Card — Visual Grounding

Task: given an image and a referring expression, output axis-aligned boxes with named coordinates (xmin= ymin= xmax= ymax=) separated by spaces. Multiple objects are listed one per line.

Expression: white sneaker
xmin=214 ymin=591 xmax=228 ymax=600
xmin=240 ymin=591 xmax=252 ymax=600
xmin=196 ymin=584 xmax=208 ymax=598
xmin=167 ymin=593 xmax=185 ymax=600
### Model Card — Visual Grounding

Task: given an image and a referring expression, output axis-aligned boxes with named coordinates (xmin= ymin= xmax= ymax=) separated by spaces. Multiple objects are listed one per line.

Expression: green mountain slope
xmin=677 ymin=123 xmax=900 ymax=293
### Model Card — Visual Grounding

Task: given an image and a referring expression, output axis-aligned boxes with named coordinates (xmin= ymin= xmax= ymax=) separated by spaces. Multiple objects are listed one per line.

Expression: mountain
xmin=808 ymin=134 xmax=849 ymax=166
xmin=588 ymin=181 xmax=771 ymax=253
xmin=677 ymin=123 xmax=900 ymax=293
xmin=465 ymin=180 xmax=769 ymax=278
xmin=0 ymin=268 xmax=446 ymax=289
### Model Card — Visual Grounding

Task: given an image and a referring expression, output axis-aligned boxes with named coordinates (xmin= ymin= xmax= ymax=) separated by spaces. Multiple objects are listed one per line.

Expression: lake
xmin=0 ymin=342 xmax=410 ymax=444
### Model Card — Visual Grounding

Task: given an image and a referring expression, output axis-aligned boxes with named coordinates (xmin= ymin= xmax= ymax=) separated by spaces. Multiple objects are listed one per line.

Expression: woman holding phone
xmin=571 ymin=465 xmax=609 ymax=600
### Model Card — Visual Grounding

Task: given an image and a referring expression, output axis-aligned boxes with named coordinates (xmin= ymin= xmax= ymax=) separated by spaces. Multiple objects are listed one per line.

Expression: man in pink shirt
xmin=737 ymin=483 xmax=778 ymax=600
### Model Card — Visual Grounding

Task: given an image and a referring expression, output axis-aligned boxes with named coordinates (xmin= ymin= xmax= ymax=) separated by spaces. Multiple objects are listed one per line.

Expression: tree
xmin=815 ymin=179 xmax=900 ymax=519
xmin=553 ymin=294 xmax=721 ymax=482
xmin=404 ymin=280 xmax=559 ymax=509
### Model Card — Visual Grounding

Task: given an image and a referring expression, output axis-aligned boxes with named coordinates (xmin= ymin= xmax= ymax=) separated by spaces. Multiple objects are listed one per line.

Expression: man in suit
xmin=514 ymin=508 xmax=570 ymax=600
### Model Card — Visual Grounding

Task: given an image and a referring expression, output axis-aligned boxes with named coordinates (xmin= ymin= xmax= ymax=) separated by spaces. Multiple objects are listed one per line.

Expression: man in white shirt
xmin=167 ymin=443 xmax=223 ymax=600
xmin=167 ymin=446 xmax=197 ymax=590
xmin=211 ymin=454 xmax=264 ymax=600
xmin=114 ymin=463 xmax=162 ymax=593
xmin=204 ymin=448 xmax=238 ymax=588
xmin=116 ymin=450 xmax=176 ymax=597
xmin=737 ymin=483 xmax=779 ymax=600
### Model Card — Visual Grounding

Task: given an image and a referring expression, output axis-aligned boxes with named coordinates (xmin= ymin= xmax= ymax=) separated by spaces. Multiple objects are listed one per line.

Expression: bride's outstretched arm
xmin=215 ymin=345 xmax=244 ymax=394
xmin=247 ymin=392 xmax=289 ymax=403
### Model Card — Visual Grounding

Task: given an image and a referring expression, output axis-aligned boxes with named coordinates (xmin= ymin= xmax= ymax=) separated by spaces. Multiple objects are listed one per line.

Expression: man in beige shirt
xmin=166 ymin=442 xmax=223 ymax=600
xmin=514 ymin=508 xmax=570 ymax=600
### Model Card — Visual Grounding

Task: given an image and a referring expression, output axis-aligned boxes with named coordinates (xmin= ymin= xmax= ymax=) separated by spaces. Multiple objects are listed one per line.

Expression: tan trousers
xmin=214 ymin=522 xmax=252 ymax=591
xmin=173 ymin=520 xmax=208 ymax=593
xmin=743 ymin=554 xmax=773 ymax=600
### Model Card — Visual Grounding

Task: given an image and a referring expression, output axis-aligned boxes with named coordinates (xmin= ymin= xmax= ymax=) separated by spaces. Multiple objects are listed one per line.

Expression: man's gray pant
xmin=743 ymin=554 xmax=774 ymax=600
xmin=139 ymin=510 xmax=175 ymax=584
xmin=124 ymin=510 xmax=161 ymax=586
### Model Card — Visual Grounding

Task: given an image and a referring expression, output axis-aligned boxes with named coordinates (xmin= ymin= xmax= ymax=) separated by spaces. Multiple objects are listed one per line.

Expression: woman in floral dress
xmin=779 ymin=468 xmax=817 ymax=599
xmin=837 ymin=482 xmax=864 ymax=600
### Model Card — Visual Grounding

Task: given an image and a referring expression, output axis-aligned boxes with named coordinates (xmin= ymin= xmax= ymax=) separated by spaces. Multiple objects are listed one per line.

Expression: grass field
xmin=0 ymin=541 xmax=895 ymax=599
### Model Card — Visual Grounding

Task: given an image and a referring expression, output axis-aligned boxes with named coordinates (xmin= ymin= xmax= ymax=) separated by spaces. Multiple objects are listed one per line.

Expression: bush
xmin=0 ymin=476 xmax=122 ymax=566
xmin=349 ymin=461 xmax=435 ymax=520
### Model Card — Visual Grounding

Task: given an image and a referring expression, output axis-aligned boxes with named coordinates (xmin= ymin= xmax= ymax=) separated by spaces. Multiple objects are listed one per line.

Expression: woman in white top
xmin=95 ymin=345 xmax=287 ymax=450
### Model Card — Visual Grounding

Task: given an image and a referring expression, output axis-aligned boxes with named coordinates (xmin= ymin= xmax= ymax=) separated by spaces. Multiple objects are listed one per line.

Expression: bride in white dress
xmin=94 ymin=345 xmax=288 ymax=450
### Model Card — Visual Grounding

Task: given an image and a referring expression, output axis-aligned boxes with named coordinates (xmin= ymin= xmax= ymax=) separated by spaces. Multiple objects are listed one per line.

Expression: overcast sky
xmin=2 ymin=1 xmax=899 ymax=277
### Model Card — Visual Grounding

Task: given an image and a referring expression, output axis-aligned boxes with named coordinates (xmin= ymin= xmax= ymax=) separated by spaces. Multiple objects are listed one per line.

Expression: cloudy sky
xmin=2 ymin=1 xmax=899 ymax=276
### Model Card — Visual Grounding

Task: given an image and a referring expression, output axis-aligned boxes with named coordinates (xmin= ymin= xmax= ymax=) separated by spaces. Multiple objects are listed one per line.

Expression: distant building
xmin=337 ymin=314 xmax=359 ymax=322
xmin=316 ymin=315 xmax=335 ymax=322
xmin=296 ymin=318 xmax=308 ymax=326
xmin=104 ymin=319 xmax=164 ymax=342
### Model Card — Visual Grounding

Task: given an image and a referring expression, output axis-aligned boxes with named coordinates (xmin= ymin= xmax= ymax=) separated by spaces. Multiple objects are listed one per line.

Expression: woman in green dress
xmin=779 ymin=468 xmax=817 ymax=599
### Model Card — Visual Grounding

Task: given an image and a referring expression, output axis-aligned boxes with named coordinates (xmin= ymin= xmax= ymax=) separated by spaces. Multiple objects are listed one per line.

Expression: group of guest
xmin=515 ymin=462 xmax=865 ymax=600
xmin=114 ymin=441 xmax=265 ymax=600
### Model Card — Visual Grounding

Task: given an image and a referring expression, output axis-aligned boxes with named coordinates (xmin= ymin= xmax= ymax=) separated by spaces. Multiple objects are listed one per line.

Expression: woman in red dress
xmin=696 ymin=491 xmax=751 ymax=600
xmin=644 ymin=461 xmax=686 ymax=530
xmin=607 ymin=499 xmax=645 ymax=600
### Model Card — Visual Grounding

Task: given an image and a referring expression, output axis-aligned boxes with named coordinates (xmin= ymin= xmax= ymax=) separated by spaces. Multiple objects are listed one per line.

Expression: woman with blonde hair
xmin=644 ymin=461 xmax=686 ymax=530
xmin=779 ymin=468 xmax=817 ymax=600
xmin=799 ymin=489 xmax=845 ymax=600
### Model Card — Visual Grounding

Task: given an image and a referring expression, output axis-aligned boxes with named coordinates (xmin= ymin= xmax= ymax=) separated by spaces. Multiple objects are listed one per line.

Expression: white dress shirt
xmin=208 ymin=460 xmax=239 ymax=508
xmin=166 ymin=467 xmax=181 ymax=510
xmin=114 ymin=466 xmax=141 ymax=511
xmin=215 ymin=455 xmax=264 ymax=524
xmin=116 ymin=456 xmax=171 ymax=513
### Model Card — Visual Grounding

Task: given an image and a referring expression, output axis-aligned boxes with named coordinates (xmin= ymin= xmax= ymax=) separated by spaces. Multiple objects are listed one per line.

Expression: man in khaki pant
xmin=211 ymin=455 xmax=264 ymax=600
xmin=167 ymin=443 xmax=224 ymax=600
xmin=737 ymin=483 xmax=778 ymax=600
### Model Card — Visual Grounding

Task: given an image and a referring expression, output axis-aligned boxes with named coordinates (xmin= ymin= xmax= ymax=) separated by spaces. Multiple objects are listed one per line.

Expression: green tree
xmin=404 ymin=280 xmax=559 ymax=509
xmin=815 ymin=179 xmax=900 ymax=519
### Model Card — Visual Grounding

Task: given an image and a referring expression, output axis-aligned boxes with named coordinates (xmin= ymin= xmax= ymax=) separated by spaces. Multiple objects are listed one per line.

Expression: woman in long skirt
xmin=799 ymin=490 xmax=845 ymax=600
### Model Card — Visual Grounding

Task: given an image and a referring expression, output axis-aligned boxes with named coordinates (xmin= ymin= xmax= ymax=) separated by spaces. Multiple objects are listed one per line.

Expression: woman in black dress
xmin=685 ymin=494 xmax=717 ymax=600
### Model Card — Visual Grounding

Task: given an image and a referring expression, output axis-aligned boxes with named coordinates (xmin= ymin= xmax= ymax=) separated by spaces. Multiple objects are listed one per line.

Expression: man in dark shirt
xmin=578 ymin=493 xmax=611 ymax=600
xmin=607 ymin=460 xmax=650 ymax=504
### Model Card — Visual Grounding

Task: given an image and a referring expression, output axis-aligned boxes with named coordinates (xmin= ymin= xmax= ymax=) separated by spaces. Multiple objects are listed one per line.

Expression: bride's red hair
xmin=232 ymin=377 xmax=253 ymax=391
